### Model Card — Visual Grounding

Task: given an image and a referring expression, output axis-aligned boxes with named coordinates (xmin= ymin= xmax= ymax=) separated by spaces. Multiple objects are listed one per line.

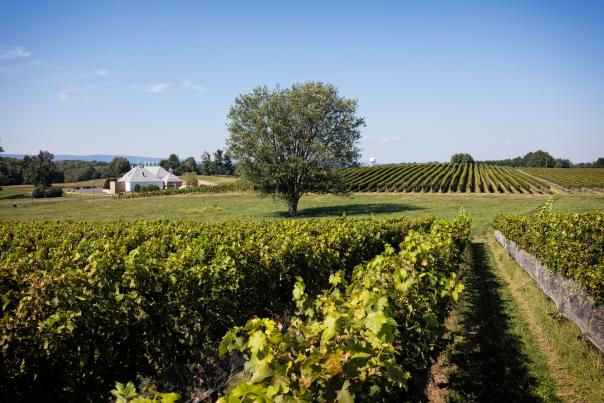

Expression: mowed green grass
xmin=2 ymin=191 xmax=603 ymax=236
xmin=0 ymin=179 xmax=106 ymax=200
xmin=196 ymin=175 xmax=238 ymax=184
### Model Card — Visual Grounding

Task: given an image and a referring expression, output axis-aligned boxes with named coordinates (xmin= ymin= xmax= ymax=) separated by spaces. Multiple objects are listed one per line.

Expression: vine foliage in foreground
xmin=217 ymin=214 xmax=470 ymax=401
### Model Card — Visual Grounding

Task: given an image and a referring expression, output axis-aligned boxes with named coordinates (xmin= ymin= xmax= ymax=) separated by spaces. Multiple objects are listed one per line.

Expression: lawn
xmin=0 ymin=179 xmax=107 ymax=200
xmin=2 ymin=191 xmax=603 ymax=236
xmin=196 ymin=175 xmax=238 ymax=185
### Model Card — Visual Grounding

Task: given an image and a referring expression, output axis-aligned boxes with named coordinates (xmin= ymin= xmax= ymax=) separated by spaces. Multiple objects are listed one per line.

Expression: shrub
xmin=181 ymin=172 xmax=198 ymax=187
xmin=134 ymin=184 xmax=161 ymax=193
xmin=31 ymin=186 xmax=63 ymax=198
xmin=45 ymin=186 xmax=63 ymax=198
xmin=32 ymin=185 xmax=46 ymax=198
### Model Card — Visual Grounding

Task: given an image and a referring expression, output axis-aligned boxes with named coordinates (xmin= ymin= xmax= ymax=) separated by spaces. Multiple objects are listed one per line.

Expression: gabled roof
xmin=117 ymin=167 xmax=163 ymax=183
xmin=163 ymin=172 xmax=181 ymax=181
xmin=146 ymin=165 xmax=171 ymax=179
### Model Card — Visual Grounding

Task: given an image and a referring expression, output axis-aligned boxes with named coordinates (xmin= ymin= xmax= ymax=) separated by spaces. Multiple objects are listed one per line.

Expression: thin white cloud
xmin=95 ymin=69 xmax=112 ymax=77
xmin=147 ymin=82 xmax=171 ymax=93
xmin=378 ymin=136 xmax=401 ymax=144
xmin=0 ymin=46 xmax=31 ymax=59
xmin=57 ymin=81 xmax=112 ymax=103
xmin=181 ymin=80 xmax=207 ymax=93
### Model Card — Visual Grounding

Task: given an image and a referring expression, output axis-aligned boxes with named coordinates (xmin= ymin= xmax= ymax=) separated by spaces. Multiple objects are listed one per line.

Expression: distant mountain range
xmin=2 ymin=154 xmax=163 ymax=163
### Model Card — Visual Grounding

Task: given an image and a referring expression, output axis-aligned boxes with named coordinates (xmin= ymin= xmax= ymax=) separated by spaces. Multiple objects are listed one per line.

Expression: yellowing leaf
xmin=250 ymin=361 xmax=274 ymax=384
xmin=321 ymin=312 xmax=339 ymax=341
xmin=336 ymin=380 xmax=354 ymax=403
xmin=248 ymin=331 xmax=266 ymax=354
xmin=323 ymin=353 xmax=342 ymax=375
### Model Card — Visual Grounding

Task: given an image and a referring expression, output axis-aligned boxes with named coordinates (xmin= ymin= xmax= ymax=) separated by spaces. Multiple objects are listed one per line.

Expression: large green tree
xmin=23 ymin=150 xmax=58 ymax=187
xmin=179 ymin=156 xmax=198 ymax=173
xmin=160 ymin=154 xmax=181 ymax=175
xmin=199 ymin=152 xmax=213 ymax=175
xmin=450 ymin=153 xmax=474 ymax=164
xmin=523 ymin=150 xmax=556 ymax=167
xmin=227 ymin=82 xmax=364 ymax=216
xmin=108 ymin=157 xmax=131 ymax=177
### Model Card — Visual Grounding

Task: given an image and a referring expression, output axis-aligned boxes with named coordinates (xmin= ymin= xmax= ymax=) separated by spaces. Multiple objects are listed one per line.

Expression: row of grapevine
xmin=215 ymin=214 xmax=471 ymax=401
xmin=493 ymin=208 xmax=604 ymax=353
xmin=493 ymin=209 xmax=604 ymax=304
xmin=520 ymin=168 xmax=604 ymax=189
xmin=112 ymin=179 xmax=253 ymax=198
xmin=0 ymin=217 xmax=434 ymax=400
xmin=341 ymin=163 xmax=551 ymax=193
xmin=120 ymin=214 xmax=472 ymax=401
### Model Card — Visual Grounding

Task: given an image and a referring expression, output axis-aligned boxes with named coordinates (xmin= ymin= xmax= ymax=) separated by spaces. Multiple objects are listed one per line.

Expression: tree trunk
xmin=286 ymin=194 xmax=300 ymax=216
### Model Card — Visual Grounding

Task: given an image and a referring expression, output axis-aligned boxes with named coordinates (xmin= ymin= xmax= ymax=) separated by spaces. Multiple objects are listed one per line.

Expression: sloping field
xmin=341 ymin=163 xmax=551 ymax=193
xmin=521 ymin=168 xmax=604 ymax=189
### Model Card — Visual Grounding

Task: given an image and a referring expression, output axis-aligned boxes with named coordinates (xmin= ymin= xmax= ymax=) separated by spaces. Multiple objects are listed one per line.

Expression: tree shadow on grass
xmin=271 ymin=203 xmax=423 ymax=218
xmin=0 ymin=193 xmax=30 ymax=200
xmin=444 ymin=242 xmax=548 ymax=402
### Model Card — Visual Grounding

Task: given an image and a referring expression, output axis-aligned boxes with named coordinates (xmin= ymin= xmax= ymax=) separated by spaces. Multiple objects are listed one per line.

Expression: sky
xmin=1 ymin=0 xmax=603 ymax=163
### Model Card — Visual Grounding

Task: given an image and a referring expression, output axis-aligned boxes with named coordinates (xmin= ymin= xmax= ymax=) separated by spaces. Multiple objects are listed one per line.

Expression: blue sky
xmin=1 ymin=1 xmax=603 ymax=163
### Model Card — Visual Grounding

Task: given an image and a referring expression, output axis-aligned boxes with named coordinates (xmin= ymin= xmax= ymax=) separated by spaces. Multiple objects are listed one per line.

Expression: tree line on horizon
xmin=450 ymin=150 xmax=603 ymax=168
xmin=0 ymin=147 xmax=237 ymax=187
xmin=479 ymin=150 xmax=604 ymax=168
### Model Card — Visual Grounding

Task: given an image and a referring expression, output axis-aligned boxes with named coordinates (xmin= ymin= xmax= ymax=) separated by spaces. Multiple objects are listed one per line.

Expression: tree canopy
xmin=23 ymin=151 xmax=59 ymax=187
xmin=106 ymin=157 xmax=131 ymax=178
xmin=160 ymin=154 xmax=181 ymax=175
xmin=227 ymin=82 xmax=364 ymax=215
xmin=450 ymin=153 xmax=474 ymax=164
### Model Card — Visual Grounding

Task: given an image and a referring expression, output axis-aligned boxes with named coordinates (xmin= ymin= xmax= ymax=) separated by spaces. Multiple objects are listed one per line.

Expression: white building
xmin=109 ymin=164 xmax=182 ymax=193
xmin=146 ymin=166 xmax=182 ymax=188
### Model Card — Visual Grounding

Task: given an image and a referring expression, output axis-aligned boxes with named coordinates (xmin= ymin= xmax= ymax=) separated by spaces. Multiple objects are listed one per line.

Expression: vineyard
xmin=0 ymin=216 xmax=471 ymax=401
xmin=520 ymin=167 xmax=604 ymax=189
xmin=493 ymin=209 xmax=604 ymax=304
xmin=493 ymin=209 xmax=604 ymax=353
xmin=341 ymin=163 xmax=551 ymax=193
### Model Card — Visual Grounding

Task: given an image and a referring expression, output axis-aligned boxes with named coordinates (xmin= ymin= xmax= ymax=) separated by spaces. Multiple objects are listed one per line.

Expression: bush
xmin=114 ymin=180 xmax=252 ymax=199
xmin=32 ymin=185 xmax=46 ymax=198
xmin=181 ymin=172 xmax=197 ymax=187
xmin=134 ymin=184 xmax=161 ymax=193
xmin=45 ymin=186 xmax=63 ymax=197
xmin=32 ymin=186 xmax=63 ymax=198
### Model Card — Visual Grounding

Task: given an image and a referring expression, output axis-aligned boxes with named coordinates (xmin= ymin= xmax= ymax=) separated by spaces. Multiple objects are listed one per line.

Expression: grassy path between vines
xmin=429 ymin=237 xmax=604 ymax=402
